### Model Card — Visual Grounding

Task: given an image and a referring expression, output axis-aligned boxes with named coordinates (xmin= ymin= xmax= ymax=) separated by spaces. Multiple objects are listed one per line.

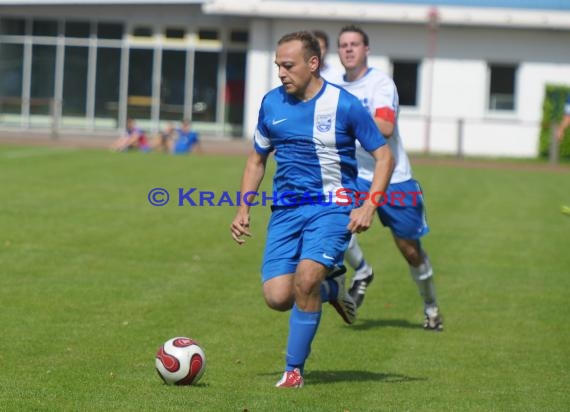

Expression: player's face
xmin=275 ymin=40 xmax=318 ymax=98
xmin=338 ymin=31 xmax=369 ymax=71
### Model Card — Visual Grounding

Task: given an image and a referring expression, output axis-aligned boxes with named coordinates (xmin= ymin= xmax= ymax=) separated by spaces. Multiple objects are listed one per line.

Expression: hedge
xmin=539 ymin=84 xmax=570 ymax=159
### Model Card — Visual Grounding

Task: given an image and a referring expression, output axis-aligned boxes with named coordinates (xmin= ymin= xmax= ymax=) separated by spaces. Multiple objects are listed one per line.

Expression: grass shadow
xmin=305 ymin=370 xmax=426 ymax=384
xmin=351 ymin=318 xmax=423 ymax=331
xmin=259 ymin=370 xmax=426 ymax=385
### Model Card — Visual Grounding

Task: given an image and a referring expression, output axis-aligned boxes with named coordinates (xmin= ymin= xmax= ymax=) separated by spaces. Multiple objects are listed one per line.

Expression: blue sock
xmin=319 ymin=278 xmax=339 ymax=302
xmin=285 ymin=304 xmax=321 ymax=373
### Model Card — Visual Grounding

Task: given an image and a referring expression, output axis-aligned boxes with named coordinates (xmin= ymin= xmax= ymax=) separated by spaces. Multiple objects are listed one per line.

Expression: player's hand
xmin=347 ymin=203 xmax=376 ymax=234
xmin=230 ymin=210 xmax=252 ymax=244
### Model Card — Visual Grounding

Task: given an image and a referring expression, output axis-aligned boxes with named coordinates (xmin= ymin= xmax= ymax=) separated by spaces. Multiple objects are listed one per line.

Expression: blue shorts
xmin=356 ymin=177 xmax=429 ymax=240
xmin=261 ymin=204 xmax=352 ymax=282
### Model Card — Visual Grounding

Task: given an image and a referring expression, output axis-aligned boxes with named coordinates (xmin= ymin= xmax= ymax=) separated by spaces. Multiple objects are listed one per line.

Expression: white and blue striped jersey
xmin=254 ymin=81 xmax=386 ymax=203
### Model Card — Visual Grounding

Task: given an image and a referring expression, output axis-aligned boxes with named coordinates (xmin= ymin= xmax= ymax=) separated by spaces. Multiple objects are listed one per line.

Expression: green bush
xmin=539 ymin=84 xmax=570 ymax=159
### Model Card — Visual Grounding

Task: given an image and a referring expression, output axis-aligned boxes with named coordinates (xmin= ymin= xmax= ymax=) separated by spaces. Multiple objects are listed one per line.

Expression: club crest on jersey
xmin=316 ymin=114 xmax=333 ymax=132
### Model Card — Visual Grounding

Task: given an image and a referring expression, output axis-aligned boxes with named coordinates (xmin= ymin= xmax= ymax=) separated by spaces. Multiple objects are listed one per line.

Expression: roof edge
xmin=203 ymin=1 xmax=570 ymax=30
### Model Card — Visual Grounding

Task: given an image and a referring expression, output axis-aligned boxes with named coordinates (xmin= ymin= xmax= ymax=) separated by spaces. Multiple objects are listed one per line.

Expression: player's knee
xmin=262 ymin=275 xmax=294 ymax=310
xmin=293 ymin=274 xmax=322 ymax=297
xmin=264 ymin=293 xmax=293 ymax=311
xmin=403 ymin=247 xmax=422 ymax=266
xmin=397 ymin=240 xmax=422 ymax=266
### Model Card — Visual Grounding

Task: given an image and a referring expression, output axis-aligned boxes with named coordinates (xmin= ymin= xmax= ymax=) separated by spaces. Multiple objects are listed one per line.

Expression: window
xmin=31 ymin=45 xmax=56 ymax=101
xmin=0 ymin=43 xmax=23 ymax=98
xmin=198 ymin=29 xmax=219 ymax=41
xmin=63 ymin=46 xmax=88 ymax=118
xmin=95 ymin=47 xmax=121 ymax=127
xmin=127 ymin=49 xmax=154 ymax=120
xmin=226 ymin=51 xmax=246 ymax=125
xmin=193 ymin=51 xmax=219 ymax=122
xmin=30 ymin=45 xmax=56 ymax=122
xmin=32 ymin=19 xmax=58 ymax=36
xmin=133 ymin=26 xmax=153 ymax=37
xmin=392 ymin=60 xmax=418 ymax=107
xmin=65 ymin=21 xmax=91 ymax=38
xmin=165 ymin=28 xmax=185 ymax=39
xmin=0 ymin=43 xmax=24 ymax=120
xmin=97 ymin=22 xmax=123 ymax=40
xmin=488 ymin=64 xmax=516 ymax=111
xmin=230 ymin=30 xmax=248 ymax=44
xmin=0 ymin=17 xmax=26 ymax=35
xmin=160 ymin=50 xmax=187 ymax=120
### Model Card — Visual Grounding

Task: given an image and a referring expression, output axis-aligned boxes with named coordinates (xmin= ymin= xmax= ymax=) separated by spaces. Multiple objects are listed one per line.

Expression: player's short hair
xmin=338 ymin=25 xmax=369 ymax=47
xmin=277 ymin=31 xmax=322 ymax=66
xmin=312 ymin=30 xmax=329 ymax=49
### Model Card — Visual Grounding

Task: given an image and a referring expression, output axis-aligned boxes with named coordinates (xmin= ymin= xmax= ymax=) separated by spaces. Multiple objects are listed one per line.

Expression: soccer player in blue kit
xmin=230 ymin=31 xmax=394 ymax=388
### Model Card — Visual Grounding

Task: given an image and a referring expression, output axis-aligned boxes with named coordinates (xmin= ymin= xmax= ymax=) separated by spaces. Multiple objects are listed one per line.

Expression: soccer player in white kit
xmin=337 ymin=25 xmax=443 ymax=331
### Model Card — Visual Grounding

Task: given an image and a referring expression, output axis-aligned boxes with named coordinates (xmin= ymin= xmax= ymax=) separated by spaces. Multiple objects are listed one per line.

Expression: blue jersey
xmin=254 ymin=81 xmax=386 ymax=203
xmin=177 ymin=129 xmax=199 ymax=146
xmin=174 ymin=129 xmax=199 ymax=154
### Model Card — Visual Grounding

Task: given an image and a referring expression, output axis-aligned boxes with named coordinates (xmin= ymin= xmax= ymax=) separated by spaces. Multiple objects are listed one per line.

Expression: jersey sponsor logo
xmin=316 ymin=114 xmax=333 ymax=132
xmin=359 ymin=98 xmax=371 ymax=114
xmin=322 ymin=253 xmax=335 ymax=260
xmin=272 ymin=118 xmax=287 ymax=125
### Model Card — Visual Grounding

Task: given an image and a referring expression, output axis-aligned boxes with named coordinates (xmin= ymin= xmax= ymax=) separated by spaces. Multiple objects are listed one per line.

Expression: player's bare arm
xmin=348 ymin=144 xmax=394 ymax=233
xmin=230 ymin=150 xmax=267 ymax=244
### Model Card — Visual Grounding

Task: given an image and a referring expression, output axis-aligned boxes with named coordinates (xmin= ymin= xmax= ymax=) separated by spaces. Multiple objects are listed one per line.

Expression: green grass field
xmin=1 ymin=145 xmax=568 ymax=411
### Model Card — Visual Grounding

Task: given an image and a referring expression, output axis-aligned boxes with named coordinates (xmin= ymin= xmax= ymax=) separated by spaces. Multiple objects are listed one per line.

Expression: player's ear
xmin=308 ymin=55 xmax=320 ymax=73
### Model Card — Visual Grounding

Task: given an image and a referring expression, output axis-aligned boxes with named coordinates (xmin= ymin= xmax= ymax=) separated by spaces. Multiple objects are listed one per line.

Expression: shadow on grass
xmin=259 ymin=370 xmax=426 ymax=384
xmin=351 ymin=318 xmax=423 ymax=331
xmin=305 ymin=370 xmax=426 ymax=384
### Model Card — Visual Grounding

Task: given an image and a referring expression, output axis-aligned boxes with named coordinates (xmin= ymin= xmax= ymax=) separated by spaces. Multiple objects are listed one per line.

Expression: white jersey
xmin=339 ymin=68 xmax=412 ymax=184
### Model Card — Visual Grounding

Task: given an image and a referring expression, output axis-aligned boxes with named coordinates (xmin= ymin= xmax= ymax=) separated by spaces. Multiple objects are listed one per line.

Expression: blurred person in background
xmin=173 ymin=118 xmax=202 ymax=154
xmin=110 ymin=118 xmax=149 ymax=152
xmin=557 ymin=94 xmax=570 ymax=215
xmin=152 ymin=122 xmax=176 ymax=153
xmin=555 ymin=93 xmax=570 ymax=142
xmin=312 ymin=30 xmax=343 ymax=84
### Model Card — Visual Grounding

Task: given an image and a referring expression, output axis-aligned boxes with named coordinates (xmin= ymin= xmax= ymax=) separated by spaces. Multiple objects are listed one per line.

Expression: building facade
xmin=1 ymin=0 xmax=570 ymax=156
xmin=0 ymin=0 xmax=248 ymax=137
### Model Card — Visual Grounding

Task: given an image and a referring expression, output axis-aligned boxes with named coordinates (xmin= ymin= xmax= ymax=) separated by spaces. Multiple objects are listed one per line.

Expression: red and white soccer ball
xmin=155 ymin=337 xmax=206 ymax=385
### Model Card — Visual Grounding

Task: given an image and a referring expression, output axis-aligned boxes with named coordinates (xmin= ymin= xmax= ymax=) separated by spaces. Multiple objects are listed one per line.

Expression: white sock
xmin=409 ymin=252 xmax=437 ymax=307
xmin=346 ymin=234 xmax=373 ymax=281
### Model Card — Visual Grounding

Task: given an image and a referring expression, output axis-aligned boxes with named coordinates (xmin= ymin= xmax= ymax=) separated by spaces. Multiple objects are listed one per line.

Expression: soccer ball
xmin=155 ymin=337 xmax=206 ymax=385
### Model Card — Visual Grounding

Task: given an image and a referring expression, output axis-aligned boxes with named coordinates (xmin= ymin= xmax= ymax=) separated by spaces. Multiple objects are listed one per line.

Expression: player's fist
xmin=230 ymin=210 xmax=252 ymax=244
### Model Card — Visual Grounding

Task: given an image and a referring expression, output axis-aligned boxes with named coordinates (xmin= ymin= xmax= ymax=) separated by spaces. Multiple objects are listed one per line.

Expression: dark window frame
xmin=391 ymin=59 xmax=419 ymax=108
